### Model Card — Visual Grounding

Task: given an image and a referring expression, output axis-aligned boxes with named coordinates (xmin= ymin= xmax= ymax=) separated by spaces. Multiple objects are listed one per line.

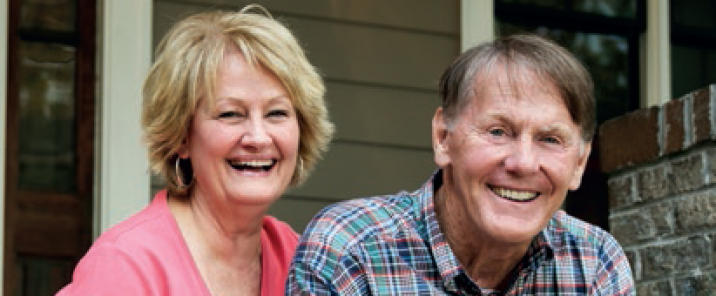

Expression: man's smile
xmin=489 ymin=185 xmax=540 ymax=202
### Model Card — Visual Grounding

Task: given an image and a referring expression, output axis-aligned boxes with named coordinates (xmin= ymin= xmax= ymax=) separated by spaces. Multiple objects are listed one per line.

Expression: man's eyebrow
xmin=539 ymin=124 xmax=572 ymax=134
xmin=483 ymin=111 xmax=509 ymax=122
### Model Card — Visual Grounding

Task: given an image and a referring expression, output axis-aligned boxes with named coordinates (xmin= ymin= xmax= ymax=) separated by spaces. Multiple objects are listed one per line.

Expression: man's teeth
xmin=492 ymin=187 xmax=538 ymax=201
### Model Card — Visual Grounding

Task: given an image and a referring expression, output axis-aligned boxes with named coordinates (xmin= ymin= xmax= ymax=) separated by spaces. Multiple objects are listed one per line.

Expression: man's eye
xmin=542 ymin=136 xmax=561 ymax=145
xmin=489 ymin=128 xmax=507 ymax=137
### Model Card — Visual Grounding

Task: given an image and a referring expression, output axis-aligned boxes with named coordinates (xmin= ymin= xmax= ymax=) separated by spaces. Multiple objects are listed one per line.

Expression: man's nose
xmin=503 ymin=138 xmax=539 ymax=175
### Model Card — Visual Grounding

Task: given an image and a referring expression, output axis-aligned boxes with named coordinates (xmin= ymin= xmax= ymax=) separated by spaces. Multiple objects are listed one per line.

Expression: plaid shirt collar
xmin=414 ymin=170 xmax=556 ymax=293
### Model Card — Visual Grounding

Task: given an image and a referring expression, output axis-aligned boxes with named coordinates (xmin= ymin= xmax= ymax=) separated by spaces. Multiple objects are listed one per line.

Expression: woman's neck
xmin=170 ymin=193 xmax=264 ymax=259
xmin=168 ymin=194 xmax=264 ymax=295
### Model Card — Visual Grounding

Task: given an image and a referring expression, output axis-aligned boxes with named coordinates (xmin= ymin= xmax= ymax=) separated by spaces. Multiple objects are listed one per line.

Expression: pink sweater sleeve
xmin=56 ymin=242 xmax=156 ymax=295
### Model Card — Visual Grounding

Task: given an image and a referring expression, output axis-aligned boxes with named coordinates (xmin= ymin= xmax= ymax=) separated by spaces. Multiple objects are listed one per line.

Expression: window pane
xmin=671 ymin=0 xmax=716 ymax=30
xmin=498 ymin=0 xmax=569 ymax=10
xmin=498 ymin=22 xmax=631 ymax=124
xmin=18 ymin=41 xmax=76 ymax=193
xmin=20 ymin=0 xmax=77 ymax=33
xmin=17 ymin=255 xmax=73 ymax=296
xmin=573 ymin=0 xmax=636 ymax=18
xmin=498 ymin=0 xmax=637 ymax=18
xmin=671 ymin=45 xmax=716 ymax=98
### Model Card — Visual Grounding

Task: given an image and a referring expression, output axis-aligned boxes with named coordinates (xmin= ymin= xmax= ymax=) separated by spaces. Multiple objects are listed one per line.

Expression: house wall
xmin=151 ymin=0 xmax=460 ymax=231
xmin=600 ymin=84 xmax=716 ymax=294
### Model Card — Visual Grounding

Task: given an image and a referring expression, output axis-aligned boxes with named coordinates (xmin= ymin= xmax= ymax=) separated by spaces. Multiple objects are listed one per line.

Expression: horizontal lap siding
xmin=153 ymin=0 xmax=459 ymax=231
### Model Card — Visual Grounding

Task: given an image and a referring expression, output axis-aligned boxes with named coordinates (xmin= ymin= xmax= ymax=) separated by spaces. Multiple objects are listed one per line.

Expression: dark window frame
xmin=495 ymin=0 xmax=646 ymax=116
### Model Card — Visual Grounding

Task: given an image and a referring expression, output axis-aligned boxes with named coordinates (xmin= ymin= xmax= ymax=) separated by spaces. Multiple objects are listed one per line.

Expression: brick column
xmin=599 ymin=84 xmax=716 ymax=294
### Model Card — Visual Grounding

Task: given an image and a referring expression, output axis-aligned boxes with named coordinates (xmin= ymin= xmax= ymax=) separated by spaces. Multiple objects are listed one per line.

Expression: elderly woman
xmin=57 ymin=5 xmax=332 ymax=296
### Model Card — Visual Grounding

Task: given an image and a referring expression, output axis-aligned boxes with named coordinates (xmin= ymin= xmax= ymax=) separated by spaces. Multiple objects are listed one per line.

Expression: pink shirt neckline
xmin=160 ymin=191 xmax=290 ymax=296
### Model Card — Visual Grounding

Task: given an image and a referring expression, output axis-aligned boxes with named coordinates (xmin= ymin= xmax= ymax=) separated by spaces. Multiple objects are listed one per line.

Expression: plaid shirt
xmin=287 ymin=171 xmax=635 ymax=295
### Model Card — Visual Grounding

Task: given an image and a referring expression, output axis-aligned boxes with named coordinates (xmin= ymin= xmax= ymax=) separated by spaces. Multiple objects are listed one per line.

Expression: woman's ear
xmin=432 ymin=107 xmax=451 ymax=167
xmin=177 ymin=136 xmax=190 ymax=159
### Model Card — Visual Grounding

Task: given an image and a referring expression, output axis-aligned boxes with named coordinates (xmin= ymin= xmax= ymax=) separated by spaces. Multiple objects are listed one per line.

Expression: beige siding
xmin=268 ymin=199 xmax=333 ymax=233
xmin=327 ymin=81 xmax=436 ymax=147
xmin=160 ymin=0 xmax=457 ymax=34
xmin=288 ymin=142 xmax=435 ymax=199
xmin=153 ymin=0 xmax=459 ymax=231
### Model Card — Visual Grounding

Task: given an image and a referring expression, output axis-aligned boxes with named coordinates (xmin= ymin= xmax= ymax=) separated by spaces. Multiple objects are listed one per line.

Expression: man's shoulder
xmin=543 ymin=212 xmax=634 ymax=293
xmin=547 ymin=210 xmax=619 ymax=250
xmin=301 ymin=191 xmax=418 ymax=251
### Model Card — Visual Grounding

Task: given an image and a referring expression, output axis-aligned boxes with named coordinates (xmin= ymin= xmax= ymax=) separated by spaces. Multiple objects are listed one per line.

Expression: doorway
xmin=4 ymin=0 xmax=95 ymax=294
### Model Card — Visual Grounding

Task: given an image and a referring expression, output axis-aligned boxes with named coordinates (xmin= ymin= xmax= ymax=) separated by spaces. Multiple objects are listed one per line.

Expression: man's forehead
xmin=474 ymin=65 xmax=558 ymax=98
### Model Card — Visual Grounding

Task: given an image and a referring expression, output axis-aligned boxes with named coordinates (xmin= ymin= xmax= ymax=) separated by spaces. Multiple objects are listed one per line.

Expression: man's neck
xmin=434 ymin=185 xmax=531 ymax=290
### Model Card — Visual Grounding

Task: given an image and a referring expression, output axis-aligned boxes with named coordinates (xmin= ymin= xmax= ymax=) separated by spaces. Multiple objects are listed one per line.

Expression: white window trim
xmin=0 ymin=0 xmax=8 ymax=292
xmin=461 ymin=0 xmax=494 ymax=51
xmin=96 ymin=0 xmax=152 ymax=236
xmin=644 ymin=0 xmax=671 ymax=106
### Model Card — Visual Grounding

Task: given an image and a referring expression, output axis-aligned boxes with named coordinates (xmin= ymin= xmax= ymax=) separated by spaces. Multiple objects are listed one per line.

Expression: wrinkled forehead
xmin=472 ymin=62 xmax=560 ymax=102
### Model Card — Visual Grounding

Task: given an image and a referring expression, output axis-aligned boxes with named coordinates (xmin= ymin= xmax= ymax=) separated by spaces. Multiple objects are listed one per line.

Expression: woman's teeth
xmin=229 ymin=160 xmax=275 ymax=171
xmin=238 ymin=160 xmax=273 ymax=167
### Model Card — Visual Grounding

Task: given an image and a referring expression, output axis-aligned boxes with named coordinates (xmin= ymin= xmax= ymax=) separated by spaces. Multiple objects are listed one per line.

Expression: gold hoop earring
xmin=175 ymin=157 xmax=195 ymax=189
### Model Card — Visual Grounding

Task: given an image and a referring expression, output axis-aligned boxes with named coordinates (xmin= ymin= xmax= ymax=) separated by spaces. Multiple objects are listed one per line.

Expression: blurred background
xmin=1 ymin=0 xmax=714 ymax=294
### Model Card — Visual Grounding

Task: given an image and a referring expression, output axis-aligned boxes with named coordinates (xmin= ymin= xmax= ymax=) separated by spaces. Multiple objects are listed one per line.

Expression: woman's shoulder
xmin=75 ymin=190 xmax=188 ymax=278
xmin=94 ymin=190 xmax=174 ymax=246
xmin=262 ymin=215 xmax=299 ymax=248
xmin=58 ymin=191 xmax=207 ymax=295
xmin=261 ymin=215 xmax=299 ymax=266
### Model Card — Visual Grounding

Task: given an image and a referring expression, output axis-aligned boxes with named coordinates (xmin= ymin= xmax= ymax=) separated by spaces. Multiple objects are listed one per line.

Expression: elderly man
xmin=287 ymin=34 xmax=635 ymax=295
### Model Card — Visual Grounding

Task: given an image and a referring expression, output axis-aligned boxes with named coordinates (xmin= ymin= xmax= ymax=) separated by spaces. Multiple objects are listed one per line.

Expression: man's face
xmin=432 ymin=67 xmax=591 ymax=246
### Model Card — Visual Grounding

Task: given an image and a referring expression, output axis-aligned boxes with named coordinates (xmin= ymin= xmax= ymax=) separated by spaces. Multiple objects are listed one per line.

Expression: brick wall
xmin=599 ymin=85 xmax=716 ymax=295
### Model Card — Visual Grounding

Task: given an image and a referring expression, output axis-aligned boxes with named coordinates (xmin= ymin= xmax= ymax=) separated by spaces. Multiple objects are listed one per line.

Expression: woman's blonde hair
xmin=142 ymin=5 xmax=334 ymax=197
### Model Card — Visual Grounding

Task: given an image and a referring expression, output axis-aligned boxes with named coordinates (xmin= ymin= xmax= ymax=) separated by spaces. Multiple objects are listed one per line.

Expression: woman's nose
xmin=242 ymin=119 xmax=271 ymax=147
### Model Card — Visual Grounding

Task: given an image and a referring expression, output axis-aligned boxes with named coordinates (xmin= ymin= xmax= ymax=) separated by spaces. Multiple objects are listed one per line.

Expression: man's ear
xmin=432 ymin=107 xmax=451 ymax=167
xmin=569 ymin=141 xmax=592 ymax=190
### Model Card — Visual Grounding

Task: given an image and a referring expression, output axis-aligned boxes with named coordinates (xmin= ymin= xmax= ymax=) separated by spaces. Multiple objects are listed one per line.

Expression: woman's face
xmin=182 ymin=49 xmax=300 ymax=207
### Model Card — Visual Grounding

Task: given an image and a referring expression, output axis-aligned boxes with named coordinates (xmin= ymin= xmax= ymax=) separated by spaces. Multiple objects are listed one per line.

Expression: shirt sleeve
xmin=286 ymin=208 xmax=376 ymax=296
xmin=288 ymin=242 xmax=377 ymax=295
xmin=286 ymin=244 xmax=339 ymax=296
xmin=590 ymin=234 xmax=636 ymax=295
xmin=55 ymin=242 xmax=155 ymax=296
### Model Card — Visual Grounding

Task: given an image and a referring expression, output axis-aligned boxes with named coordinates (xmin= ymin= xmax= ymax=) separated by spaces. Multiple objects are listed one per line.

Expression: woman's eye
xmin=218 ymin=111 xmax=241 ymax=118
xmin=267 ymin=109 xmax=289 ymax=117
